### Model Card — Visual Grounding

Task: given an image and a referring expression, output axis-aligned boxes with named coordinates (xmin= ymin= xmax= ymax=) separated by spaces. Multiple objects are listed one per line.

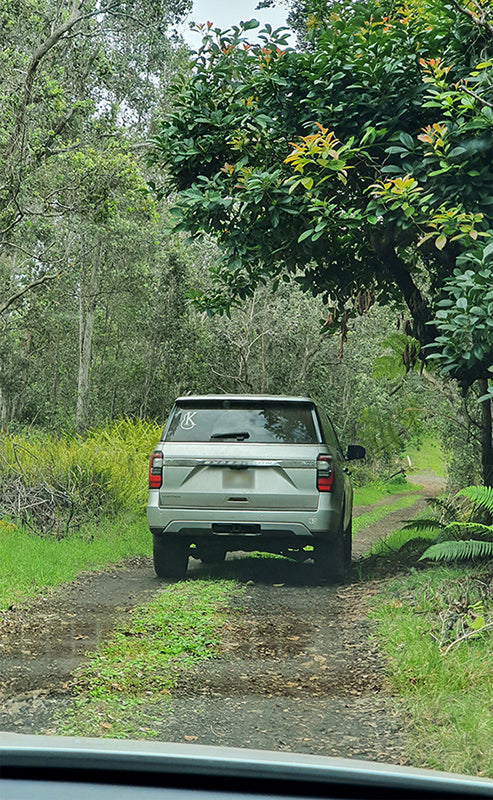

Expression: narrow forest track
xmin=0 ymin=472 xmax=444 ymax=760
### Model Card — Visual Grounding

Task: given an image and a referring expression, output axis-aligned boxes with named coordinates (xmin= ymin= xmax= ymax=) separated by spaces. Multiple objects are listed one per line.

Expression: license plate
xmin=222 ymin=470 xmax=254 ymax=489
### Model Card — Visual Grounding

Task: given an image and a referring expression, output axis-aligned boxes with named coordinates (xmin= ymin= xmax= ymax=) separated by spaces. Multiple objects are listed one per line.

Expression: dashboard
xmin=1 ymin=735 xmax=493 ymax=799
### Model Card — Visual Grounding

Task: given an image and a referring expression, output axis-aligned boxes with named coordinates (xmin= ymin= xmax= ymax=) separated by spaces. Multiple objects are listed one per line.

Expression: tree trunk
xmin=76 ymin=244 xmax=99 ymax=432
xmin=0 ymin=385 xmax=7 ymax=431
xmin=478 ymin=378 xmax=493 ymax=487
xmin=139 ymin=338 xmax=158 ymax=419
xmin=371 ymin=234 xmax=437 ymax=347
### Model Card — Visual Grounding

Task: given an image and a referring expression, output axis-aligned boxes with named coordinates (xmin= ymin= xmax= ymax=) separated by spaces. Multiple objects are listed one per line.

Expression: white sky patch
xmin=178 ymin=0 xmax=292 ymax=47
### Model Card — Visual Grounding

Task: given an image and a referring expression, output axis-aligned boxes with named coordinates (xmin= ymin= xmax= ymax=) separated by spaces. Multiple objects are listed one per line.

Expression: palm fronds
xmin=414 ymin=485 xmax=493 ymax=564
xmin=435 ymin=521 xmax=493 ymax=542
xmin=401 ymin=518 xmax=444 ymax=532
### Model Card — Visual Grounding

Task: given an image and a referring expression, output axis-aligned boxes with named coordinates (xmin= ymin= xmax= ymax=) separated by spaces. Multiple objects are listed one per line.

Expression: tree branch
xmin=370 ymin=232 xmax=436 ymax=348
xmin=9 ymin=1 xmax=122 ymax=157
xmin=463 ymin=86 xmax=493 ymax=110
xmin=34 ymin=47 xmax=101 ymax=163
xmin=448 ymin=0 xmax=493 ymax=37
xmin=0 ymin=273 xmax=58 ymax=315
xmin=9 ymin=0 xmax=84 ymax=156
xmin=441 ymin=620 xmax=493 ymax=654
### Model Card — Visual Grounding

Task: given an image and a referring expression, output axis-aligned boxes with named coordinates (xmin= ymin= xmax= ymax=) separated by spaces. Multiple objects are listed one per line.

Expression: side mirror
xmin=346 ymin=444 xmax=366 ymax=461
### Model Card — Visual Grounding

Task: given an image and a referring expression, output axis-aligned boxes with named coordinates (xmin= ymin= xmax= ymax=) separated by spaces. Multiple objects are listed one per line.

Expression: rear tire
xmin=314 ymin=533 xmax=345 ymax=584
xmin=153 ymin=535 xmax=189 ymax=580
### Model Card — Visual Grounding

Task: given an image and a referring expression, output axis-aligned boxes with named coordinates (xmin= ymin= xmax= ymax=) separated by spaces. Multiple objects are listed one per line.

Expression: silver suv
xmin=147 ymin=395 xmax=365 ymax=581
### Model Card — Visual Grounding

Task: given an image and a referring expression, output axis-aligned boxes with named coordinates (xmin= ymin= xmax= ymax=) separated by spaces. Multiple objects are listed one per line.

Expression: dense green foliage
xmin=0 ymin=0 xmax=190 ymax=430
xmin=149 ymin=1 xmax=492 ymax=369
xmin=0 ymin=0 xmax=489 ymax=491
xmin=148 ymin=0 xmax=493 ymax=483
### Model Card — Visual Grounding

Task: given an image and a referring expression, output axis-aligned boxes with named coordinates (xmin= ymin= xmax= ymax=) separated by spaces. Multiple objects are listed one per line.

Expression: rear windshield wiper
xmin=210 ymin=431 xmax=250 ymax=440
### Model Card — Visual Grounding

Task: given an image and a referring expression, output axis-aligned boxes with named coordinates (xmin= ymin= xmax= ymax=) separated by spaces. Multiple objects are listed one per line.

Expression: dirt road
xmin=0 ymin=473 xmax=444 ymax=760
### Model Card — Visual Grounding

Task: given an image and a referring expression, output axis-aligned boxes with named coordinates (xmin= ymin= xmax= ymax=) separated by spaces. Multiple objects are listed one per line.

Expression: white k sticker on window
xmin=180 ymin=411 xmax=197 ymax=430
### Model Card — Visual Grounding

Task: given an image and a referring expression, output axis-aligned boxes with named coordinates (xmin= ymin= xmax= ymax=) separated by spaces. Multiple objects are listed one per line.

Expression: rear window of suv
xmin=164 ymin=400 xmax=319 ymax=444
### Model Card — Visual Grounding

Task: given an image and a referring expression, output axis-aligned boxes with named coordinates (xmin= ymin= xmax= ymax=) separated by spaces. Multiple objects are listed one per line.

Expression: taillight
xmin=316 ymin=454 xmax=334 ymax=492
xmin=148 ymin=451 xmax=163 ymax=489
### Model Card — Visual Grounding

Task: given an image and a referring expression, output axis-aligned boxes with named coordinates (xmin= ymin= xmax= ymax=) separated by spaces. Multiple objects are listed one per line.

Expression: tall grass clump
xmin=0 ymin=419 xmax=161 ymax=536
xmin=82 ymin=418 xmax=162 ymax=509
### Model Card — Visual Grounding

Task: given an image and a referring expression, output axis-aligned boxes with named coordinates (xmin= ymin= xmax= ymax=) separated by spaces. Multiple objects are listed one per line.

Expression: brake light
xmin=148 ymin=451 xmax=163 ymax=489
xmin=316 ymin=454 xmax=334 ymax=492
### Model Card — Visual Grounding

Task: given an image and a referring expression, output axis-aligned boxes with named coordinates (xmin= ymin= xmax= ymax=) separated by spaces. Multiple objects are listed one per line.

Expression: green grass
xmin=58 ymin=579 xmax=238 ymax=739
xmin=353 ymin=494 xmax=421 ymax=533
xmin=0 ymin=513 xmax=150 ymax=609
xmin=405 ymin=436 xmax=446 ymax=478
xmin=354 ymin=476 xmax=420 ymax=507
xmin=371 ymin=566 xmax=493 ymax=777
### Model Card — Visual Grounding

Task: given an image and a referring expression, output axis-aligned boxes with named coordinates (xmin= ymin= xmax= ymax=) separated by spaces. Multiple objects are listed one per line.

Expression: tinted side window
xmin=317 ymin=409 xmax=343 ymax=457
xmin=164 ymin=401 xmax=320 ymax=444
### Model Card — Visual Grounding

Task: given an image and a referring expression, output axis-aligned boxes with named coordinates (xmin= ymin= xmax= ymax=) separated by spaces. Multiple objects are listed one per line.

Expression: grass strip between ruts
xmin=57 ymin=579 xmax=238 ymax=739
xmin=353 ymin=478 xmax=420 ymax=507
xmin=353 ymin=494 xmax=421 ymax=534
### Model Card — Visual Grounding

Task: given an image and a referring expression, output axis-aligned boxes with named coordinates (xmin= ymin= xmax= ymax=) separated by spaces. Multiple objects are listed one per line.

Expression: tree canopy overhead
xmin=149 ymin=0 xmax=493 ymax=384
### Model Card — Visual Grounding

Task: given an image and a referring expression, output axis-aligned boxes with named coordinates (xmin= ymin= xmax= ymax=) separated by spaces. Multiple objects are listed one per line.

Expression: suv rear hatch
xmin=158 ymin=398 xmax=324 ymax=513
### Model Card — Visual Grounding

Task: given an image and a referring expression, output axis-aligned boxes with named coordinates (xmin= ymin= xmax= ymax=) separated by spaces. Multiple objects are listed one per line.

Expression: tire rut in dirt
xmin=0 ymin=561 xmax=409 ymax=762
xmin=0 ymin=558 xmax=161 ymax=731
xmin=150 ymin=581 xmax=407 ymax=762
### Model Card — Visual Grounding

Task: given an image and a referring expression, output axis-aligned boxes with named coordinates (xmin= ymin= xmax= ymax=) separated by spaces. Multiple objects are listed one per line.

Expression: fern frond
xmin=458 ymin=485 xmax=493 ymax=515
xmin=401 ymin=518 xmax=443 ymax=532
xmin=441 ymin=521 xmax=493 ymax=540
xmin=434 ymin=529 xmax=455 ymax=543
xmin=420 ymin=539 xmax=493 ymax=562
xmin=425 ymin=496 xmax=459 ymax=523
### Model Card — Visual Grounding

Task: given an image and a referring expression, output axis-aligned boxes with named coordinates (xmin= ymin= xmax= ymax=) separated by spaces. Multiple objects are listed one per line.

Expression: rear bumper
xmin=150 ymin=520 xmax=314 ymax=537
xmin=147 ymin=493 xmax=341 ymax=538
